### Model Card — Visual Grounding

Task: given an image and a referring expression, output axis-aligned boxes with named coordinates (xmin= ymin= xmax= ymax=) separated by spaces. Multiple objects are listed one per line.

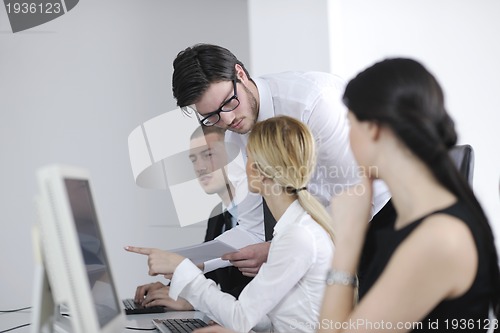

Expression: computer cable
xmin=0 ymin=307 xmax=31 ymax=313
xmin=0 ymin=306 xmax=155 ymax=331
xmin=0 ymin=323 xmax=31 ymax=333
xmin=0 ymin=307 xmax=31 ymax=332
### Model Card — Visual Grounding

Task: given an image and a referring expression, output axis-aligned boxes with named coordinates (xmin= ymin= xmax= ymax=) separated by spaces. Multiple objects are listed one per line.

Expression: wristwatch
xmin=325 ymin=269 xmax=358 ymax=288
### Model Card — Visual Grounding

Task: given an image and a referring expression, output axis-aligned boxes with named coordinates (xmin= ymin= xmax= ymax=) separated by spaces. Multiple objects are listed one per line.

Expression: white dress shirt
xmin=170 ymin=200 xmax=334 ymax=333
xmin=204 ymin=71 xmax=391 ymax=273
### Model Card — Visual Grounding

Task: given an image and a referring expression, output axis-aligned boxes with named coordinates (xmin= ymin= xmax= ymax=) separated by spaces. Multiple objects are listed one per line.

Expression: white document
xmin=171 ymin=240 xmax=237 ymax=265
xmin=214 ymin=226 xmax=262 ymax=249
xmin=170 ymin=227 xmax=261 ymax=265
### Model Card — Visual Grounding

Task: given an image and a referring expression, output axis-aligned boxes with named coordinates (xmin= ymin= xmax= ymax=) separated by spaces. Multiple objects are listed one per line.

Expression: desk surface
xmin=0 ymin=309 xmax=205 ymax=333
xmin=0 ymin=309 xmax=32 ymax=333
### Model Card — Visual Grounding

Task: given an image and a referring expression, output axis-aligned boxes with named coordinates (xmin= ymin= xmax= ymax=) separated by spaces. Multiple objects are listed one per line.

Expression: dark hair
xmin=343 ymin=57 xmax=500 ymax=319
xmin=172 ymin=44 xmax=251 ymax=111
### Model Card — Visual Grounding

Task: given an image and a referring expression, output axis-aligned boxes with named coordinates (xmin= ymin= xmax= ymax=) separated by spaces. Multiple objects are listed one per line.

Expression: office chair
xmin=448 ymin=144 xmax=475 ymax=186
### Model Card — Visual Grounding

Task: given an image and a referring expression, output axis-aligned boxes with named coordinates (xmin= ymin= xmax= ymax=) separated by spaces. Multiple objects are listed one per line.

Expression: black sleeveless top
xmin=358 ymin=200 xmax=496 ymax=332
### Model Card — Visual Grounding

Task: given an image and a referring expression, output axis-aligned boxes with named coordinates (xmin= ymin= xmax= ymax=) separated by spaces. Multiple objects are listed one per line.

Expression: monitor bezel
xmin=32 ymin=164 xmax=124 ymax=333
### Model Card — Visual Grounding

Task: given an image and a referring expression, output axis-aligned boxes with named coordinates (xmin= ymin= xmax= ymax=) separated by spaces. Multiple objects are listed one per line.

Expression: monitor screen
xmin=64 ymin=178 xmax=121 ymax=327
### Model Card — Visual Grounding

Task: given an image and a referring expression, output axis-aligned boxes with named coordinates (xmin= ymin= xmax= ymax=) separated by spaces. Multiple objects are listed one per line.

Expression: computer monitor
xmin=31 ymin=164 xmax=124 ymax=333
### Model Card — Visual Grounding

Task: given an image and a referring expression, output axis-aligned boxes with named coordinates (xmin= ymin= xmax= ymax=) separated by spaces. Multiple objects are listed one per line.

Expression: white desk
xmin=0 ymin=309 xmax=206 ymax=333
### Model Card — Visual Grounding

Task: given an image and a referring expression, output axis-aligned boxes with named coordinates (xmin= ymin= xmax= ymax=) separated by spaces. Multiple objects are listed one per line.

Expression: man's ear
xmin=235 ymin=64 xmax=248 ymax=82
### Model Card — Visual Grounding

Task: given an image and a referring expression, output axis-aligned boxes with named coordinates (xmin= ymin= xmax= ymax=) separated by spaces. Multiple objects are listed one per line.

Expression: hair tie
xmin=292 ymin=187 xmax=307 ymax=194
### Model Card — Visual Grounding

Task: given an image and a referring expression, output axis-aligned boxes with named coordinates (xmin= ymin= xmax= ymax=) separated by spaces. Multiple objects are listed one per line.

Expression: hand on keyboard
xmin=122 ymin=298 xmax=166 ymax=315
xmin=135 ymin=281 xmax=194 ymax=311
xmin=135 ymin=281 xmax=166 ymax=302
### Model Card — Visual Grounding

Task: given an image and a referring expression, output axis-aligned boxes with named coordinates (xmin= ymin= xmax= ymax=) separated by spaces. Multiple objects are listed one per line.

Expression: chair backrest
xmin=448 ymin=144 xmax=474 ymax=185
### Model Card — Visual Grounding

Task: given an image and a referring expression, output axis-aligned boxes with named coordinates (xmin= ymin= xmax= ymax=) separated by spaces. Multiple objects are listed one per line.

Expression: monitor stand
xmin=31 ymin=257 xmax=73 ymax=333
xmin=31 ymin=223 xmax=74 ymax=333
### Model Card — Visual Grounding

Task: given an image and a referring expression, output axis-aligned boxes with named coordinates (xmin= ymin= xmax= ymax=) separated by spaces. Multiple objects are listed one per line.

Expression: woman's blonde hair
xmin=247 ymin=115 xmax=335 ymax=240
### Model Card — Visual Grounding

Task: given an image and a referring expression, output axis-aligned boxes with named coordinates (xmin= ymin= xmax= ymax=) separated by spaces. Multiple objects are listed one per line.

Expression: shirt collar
xmin=253 ymin=77 xmax=274 ymax=122
xmin=272 ymin=200 xmax=306 ymax=237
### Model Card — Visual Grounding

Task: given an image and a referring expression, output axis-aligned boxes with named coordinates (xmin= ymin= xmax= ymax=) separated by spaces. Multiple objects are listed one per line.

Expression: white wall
xmin=0 ymin=0 xmax=250 ymax=310
xmin=248 ymin=0 xmax=331 ymax=76
xmin=248 ymin=0 xmax=500 ymax=234
xmin=328 ymin=0 xmax=500 ymax=241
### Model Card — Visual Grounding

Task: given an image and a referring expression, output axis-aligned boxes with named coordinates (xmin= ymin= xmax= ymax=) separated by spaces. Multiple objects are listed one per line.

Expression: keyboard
xmin=122 ymin=298 xmax=167 ymax=315
xmin=152 ymin=318 xmax=208 ymax=333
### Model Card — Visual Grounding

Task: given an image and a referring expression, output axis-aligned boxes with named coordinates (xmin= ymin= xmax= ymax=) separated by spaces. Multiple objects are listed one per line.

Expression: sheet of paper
xmin=215 ymin=226 xmax=262 ymax=249
xmin=169 ymin=226 xmax=262 ymax=264
xmin=170 ymin=240 xmax=238 ymax=265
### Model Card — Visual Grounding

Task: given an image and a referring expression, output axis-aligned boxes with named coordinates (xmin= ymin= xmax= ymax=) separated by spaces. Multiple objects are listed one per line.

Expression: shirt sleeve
xmin=202 ymin=258 xmax=231 ymax=273
xmin=306 ymin=82 xmax=392 ymax=215
xmin=169 ymin=224 xmax=318 ymax=333
xmin=307 ymin=84 xmax=360 ymax=192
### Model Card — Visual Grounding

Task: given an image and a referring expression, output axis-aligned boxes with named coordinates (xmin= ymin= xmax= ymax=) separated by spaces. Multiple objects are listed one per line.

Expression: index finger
xmin=124 ymin=246 xmax=153 ymax=255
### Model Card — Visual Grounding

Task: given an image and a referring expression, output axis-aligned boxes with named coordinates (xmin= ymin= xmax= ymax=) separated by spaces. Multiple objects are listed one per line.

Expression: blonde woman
xmin=126 ymin=116 xmax=334 ymax=333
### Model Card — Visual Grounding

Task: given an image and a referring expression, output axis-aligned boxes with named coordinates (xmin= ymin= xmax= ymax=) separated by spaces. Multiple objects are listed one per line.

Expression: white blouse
xmin=169 ymin=200 xmax=334 ymax=333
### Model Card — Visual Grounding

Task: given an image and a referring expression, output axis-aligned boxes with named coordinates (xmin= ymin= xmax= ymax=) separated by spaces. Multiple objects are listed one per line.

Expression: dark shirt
xmin=359 ymin=200 xmax=496 ymax=332
xmin=263 ymin=198 xmax=277 ymax=241
xmin=204 ymin=203 xmax=253 ymax=298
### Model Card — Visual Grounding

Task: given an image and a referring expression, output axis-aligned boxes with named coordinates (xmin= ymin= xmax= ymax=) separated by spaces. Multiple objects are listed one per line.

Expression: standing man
xmin=172 ymin=43 xmax=391 ymax=276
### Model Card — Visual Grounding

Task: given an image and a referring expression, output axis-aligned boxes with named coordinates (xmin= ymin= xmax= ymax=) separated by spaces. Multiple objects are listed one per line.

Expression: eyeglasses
xmin=197 ymin=80 xmax=240 ymax=127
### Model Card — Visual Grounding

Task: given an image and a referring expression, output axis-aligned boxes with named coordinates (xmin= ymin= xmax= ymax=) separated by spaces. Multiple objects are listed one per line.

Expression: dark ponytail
xmin=343 ymin=58 xmax=500 ymax=320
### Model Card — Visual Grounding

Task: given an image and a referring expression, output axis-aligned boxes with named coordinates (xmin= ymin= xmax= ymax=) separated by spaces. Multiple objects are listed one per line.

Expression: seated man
xmin=133 ymin=126 xmax=252 ymax=309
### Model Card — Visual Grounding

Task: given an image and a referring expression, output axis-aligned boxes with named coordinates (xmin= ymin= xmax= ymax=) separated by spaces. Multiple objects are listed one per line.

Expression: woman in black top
xmin=319 ymin=58 xmax=500 ymax=332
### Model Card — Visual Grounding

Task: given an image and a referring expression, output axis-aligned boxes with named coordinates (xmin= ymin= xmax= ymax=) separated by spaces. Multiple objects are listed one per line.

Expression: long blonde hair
xmin=247 ymin=115 xmax=335 ymax=240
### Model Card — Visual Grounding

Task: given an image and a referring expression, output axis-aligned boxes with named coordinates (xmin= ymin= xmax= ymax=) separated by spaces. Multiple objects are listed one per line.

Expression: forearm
xmin=180 ymin=275 xmax=256 ymax=332
xmin=170 ymin=259 xmax=258 ymax=332
xmin=318 ymin=245 xmax=359 ymax=332
xmin=319 ymin=229 xmax=366 ymax=333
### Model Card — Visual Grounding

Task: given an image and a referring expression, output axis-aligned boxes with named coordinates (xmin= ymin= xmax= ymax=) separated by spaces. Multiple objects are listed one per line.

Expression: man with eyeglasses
xmin=171 ymin=43 xmax=392 ymax=278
